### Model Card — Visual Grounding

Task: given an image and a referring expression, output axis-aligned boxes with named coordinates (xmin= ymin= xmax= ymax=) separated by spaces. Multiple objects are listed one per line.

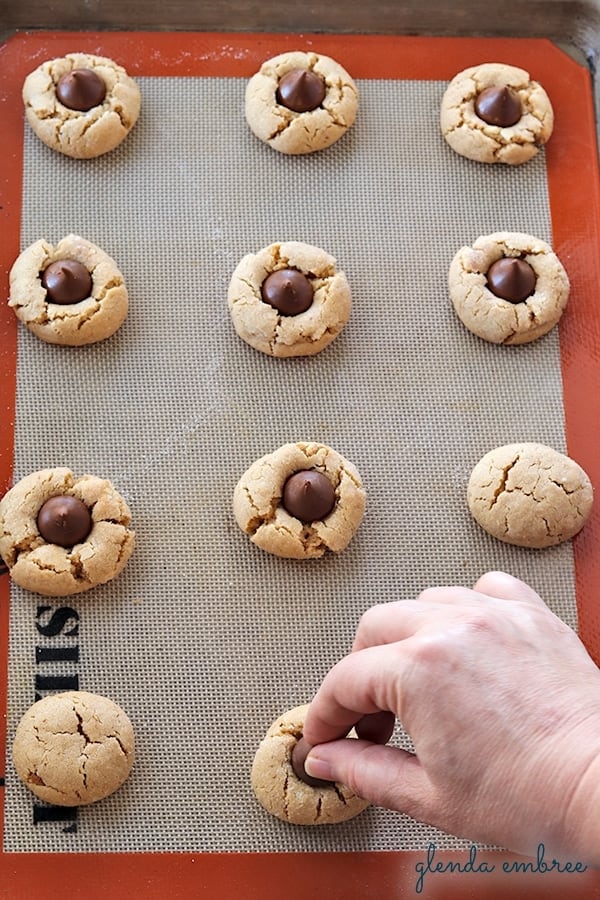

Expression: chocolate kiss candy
xmin=282 ymin=470 xmax=336 ymax=522
xmin=37 ymin=496 xmax=93 ymax=548
xmin=56 ymin=68 xmax=106 ymax=111
xmin=475 ymin=86 xmax=522 ymax=127
xmin=276 ymin=69 xmax=326 ymax=113
xmin=261 ymin=268 xmax=314 ymax=316
xmin=41 ymin=259 xmax=93 ymax=304
xmin=291 ymin=737 xmax=332 ymax=788
xmin=487 ymin=257 xmax=537 ymax=303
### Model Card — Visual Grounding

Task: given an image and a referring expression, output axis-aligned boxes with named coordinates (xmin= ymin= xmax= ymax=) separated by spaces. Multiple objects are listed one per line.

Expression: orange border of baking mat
xmin=2 ymin=31 xmax=600 ymax=900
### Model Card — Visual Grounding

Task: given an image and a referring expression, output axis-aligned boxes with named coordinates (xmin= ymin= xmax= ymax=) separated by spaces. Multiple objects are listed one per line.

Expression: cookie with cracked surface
xmin=12 ymin=691 xmax=135 ymax=806
xmin=22 ymin=53 xmax=141 ymax=159
xmin=440 ymin=62 xmax=553 ymax=165
xmin=228 ymin=241 xmax=351 ymax=357
xmin=233 ymin=441 xmax=365 ymax=559
xmin=448 ymin=232 xmax=569 ymax=344
xmin=0 ymin=467 xmax=135 ymax=596
xmin=467 ymin=443 xmax=593 ymax=548
xmin=9 ymin=235 xmax=128 ymax=346
xmin=245 ymin=51 xmax=358 ymax=154
xmin=251 ymin=704 xmax=369 ymax=825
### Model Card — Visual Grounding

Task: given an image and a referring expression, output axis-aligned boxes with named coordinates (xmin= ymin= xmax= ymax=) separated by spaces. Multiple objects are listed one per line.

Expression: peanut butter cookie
xmin=233 ymin=441 xmax=365 ymax=559
xmin=440 ymin=62 xmax=553 ymax=165
xmin=448 ymin=231 xmax=569 ymax=344
xmin=22 ymin=53 xmax=141 ymax=159
xmin=9 ymin=235 xmax=129 ymax=346
xmin=467 ymin=443 xmax=593 ymax=548
xmin=0 ymin=467 xmax=135 ymax=596
xmin=245 ymin=51 xmax=358 ymax=154
xmin=228 ymin=241 xmax=351 ymax=357
xmin=12 ymin=691 xmax=135 ymax=806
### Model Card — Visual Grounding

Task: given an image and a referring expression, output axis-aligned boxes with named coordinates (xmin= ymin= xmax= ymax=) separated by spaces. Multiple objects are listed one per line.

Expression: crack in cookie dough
xmin=467 ymin=443 xmax=593 ymax=548
xmin=440 ymin=63 xmax=553 ymax=165
xmin=9 ymin=235 xmax=129 ymax=346
xmin=233 ymin=442 xmax=366 ymax=559
xmin=13 ymin=691 xmax=135 ymax=806
xmin=22 ymin=53 xmax=141 ymax=159
xmin=448 ymin=232 xmax=569 ymax=345
xmin=245 ymin=51 xmax=358 ymax=155
xmin=228 ymin=241 xmax=351 ymax=358
xmin=251 ymin=705 xmax=369 ymax=826
xmin=0 ymin=467 xmax=135 ymax=596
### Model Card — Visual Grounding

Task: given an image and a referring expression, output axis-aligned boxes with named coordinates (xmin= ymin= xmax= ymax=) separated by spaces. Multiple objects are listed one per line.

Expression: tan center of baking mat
xmin=3 ymin=74 xmax=576 ymax=853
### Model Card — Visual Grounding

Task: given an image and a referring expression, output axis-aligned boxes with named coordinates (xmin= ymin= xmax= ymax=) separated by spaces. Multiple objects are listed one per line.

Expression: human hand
xmin=302 ymin=571 xmax=600 ymax=861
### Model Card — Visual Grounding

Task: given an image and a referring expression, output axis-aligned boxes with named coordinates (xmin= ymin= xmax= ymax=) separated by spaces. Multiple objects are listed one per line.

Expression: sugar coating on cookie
xmin=228 ymin=241 xmax=351 ymax=358
xmin=9 ymin=235 xmax=129 ymax=346
xmin=233 ymin=441 xmax=365 ymax=559
xmin=440 ymin=62 xmax=553 ymax=165
xmin=448 ymin=232 xmax=569 ymax=344
xmin=0 ymin=467 xmax=135 ymax=596
xmin=12 ymin=691 xmax=135 ymax=806
xmin=467 ymin=443 xmax=593 ymax=548
xmin=251 ymin=704 xmax=369 ymax=825
xmin=22 ymin=53 xmax=141 ymax=159
xmin=245 ymin=51 xmax=358 ymax=155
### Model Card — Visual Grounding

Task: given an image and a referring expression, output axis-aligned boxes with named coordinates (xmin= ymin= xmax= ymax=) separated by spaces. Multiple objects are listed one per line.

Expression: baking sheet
xmin=1 ymin=31 xmax=600 ymax=898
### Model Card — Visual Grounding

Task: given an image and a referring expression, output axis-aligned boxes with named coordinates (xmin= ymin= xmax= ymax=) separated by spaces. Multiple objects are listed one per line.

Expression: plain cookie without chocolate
xmin=228 ymin=241 xmax=351 ymax=357
xmin=12 ymin=691 xmax=135 ymax=806
xmin=22 ymin=53 xmax=141 ymax=159
xmin=467 ymin=443 xmax=594 ymax=548
xmin=245 ymin=51 xmax=358 ymax=155
xmin=448 ymin=231 xmax=569 ymax=344
xmin=440 ymin=62 xmax=553 ymax=165
xmin=9 ymin=235 xmax=129 ymax=346
xmin=233 ymin=441 xmax=365 ymax=559
xmin=251 ymin=704 xmax=369 ymax=825
xmin=0 ymin=467 xmax=135 ymax=596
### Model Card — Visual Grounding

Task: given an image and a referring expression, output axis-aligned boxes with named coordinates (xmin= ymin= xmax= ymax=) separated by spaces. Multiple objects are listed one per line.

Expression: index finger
xmin=303 ymin=642 xmax=407 ymax=747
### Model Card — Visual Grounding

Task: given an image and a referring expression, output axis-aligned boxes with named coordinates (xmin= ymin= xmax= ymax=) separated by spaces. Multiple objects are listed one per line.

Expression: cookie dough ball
xmin=251 ymin=704 xmax=369 ymax=825
xmin=22 ymin=53 xmax=141 ymax=159
xmin=440 ymin=62 xmax=553 ymax=165
xmin=228 ymin=241 xmax=351 ymax=357
xmin=233 ymin=441 xmax=365 ymax=559
xmin=449 ymin=232 xmax=569 ymax=344
xmin=0 ymin=467 xmax=135 ymax=596
xmin=245 ymin=51 xmax=358 ymax=155
xmin=467 ymin=443 xmax=594 ymax=548
xmin=9 ymin=235 xmax=129 ymax=346
xmin=12 ymin=691 xmax=135 ymax=806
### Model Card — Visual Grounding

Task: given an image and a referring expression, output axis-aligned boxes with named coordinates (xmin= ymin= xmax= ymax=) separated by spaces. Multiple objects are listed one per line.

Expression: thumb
xmin=305 ymin=739 xmax=432 ymax=816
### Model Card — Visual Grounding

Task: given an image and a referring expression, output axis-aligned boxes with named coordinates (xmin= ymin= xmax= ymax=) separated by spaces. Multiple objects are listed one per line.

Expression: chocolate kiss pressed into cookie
xmin=282 ymin=470 xmax=336 ymax=522
xmin=56 ymin=68 xmax=106 ymax=111
xmin=276 ymin=69 xmax=326 ymax=113
xmin=291 ymin=737 xmax=332 ymax=788
xmin=261 ymin=268 xmax=314 ymax=316
xmin=41 ymin=259 xmax=93 ymax=304
xmin=37 ymin=496 xmax=93 ymax=548
xmin=475 ymin=86 xmax=522 ymax=128
xmin=487 ymin=257 xmax=536 ymax=303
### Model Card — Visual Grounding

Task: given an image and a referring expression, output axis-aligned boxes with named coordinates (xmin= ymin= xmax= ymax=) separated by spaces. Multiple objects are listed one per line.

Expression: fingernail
xmin=304 ymin=751 xmax=335 ymax=783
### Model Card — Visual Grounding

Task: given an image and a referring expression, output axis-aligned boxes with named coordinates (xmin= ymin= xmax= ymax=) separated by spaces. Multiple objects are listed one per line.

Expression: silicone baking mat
xmin=2 ymin=31 xmax=600 ymax=900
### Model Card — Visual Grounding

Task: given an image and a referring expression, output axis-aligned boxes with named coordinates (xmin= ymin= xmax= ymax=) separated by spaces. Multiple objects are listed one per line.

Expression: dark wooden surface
xmin=0 ymin=0 xmax=599 ymax=51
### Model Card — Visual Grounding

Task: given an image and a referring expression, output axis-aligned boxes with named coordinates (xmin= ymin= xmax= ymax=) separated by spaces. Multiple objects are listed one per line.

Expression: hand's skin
xmin=303 ymin=572 xmax=600 ymax=861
